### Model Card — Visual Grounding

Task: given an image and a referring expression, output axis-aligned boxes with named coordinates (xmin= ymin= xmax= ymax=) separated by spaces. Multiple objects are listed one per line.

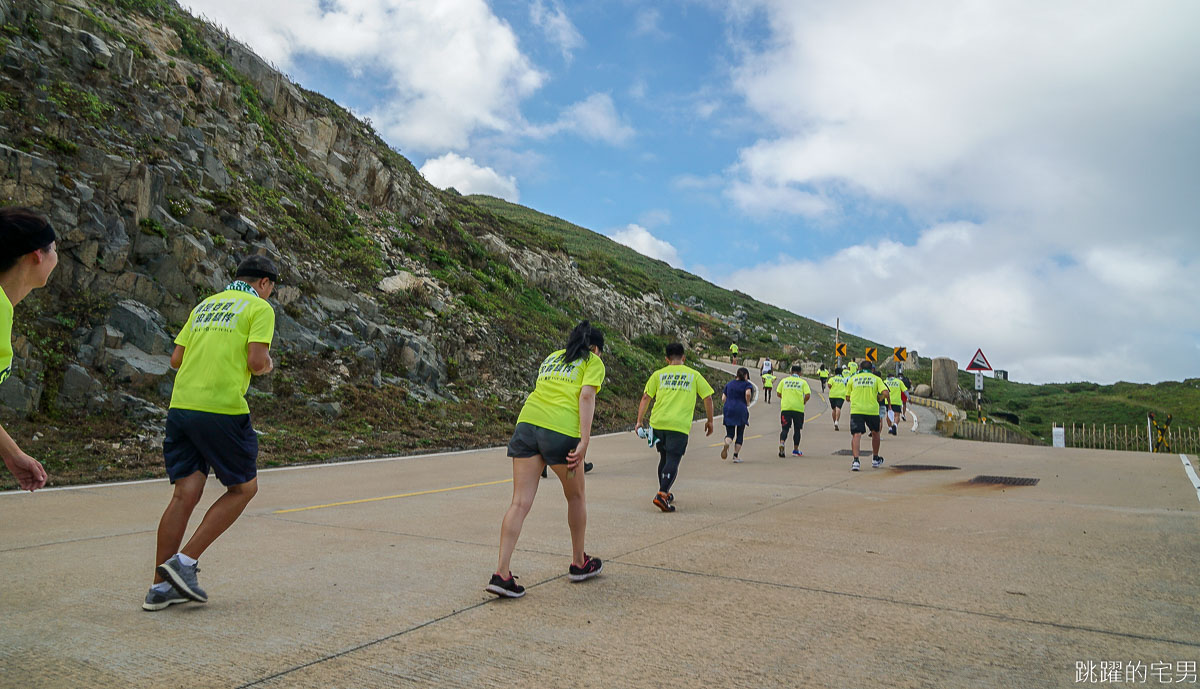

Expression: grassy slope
xmin=905 ymin=367 xmax=1200 ymax=442
xmin=467 ymin=195 xmax=889 ymax=364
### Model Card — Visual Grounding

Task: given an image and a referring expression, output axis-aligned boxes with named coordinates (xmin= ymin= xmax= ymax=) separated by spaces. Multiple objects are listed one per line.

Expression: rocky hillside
xmin=0 ymin=0 xmax=893 ymax=488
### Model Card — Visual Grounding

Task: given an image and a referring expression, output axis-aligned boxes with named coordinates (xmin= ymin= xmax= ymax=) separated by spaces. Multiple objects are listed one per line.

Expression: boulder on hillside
xmin=914 ymin=384 xmax=933 ymax=398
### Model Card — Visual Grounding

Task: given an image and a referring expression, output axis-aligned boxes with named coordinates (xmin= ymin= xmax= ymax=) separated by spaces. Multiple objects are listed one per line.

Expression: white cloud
xmin=723 ymin=220 xmax=1199 ymax=384
xmin=419 ymin=153 xmax=519 ymax=202
xmin=672 ymin=173 xmax=723 ymax=191
xmin=638 ymin=209 xmax=672 ymax=228
xmin=718 ymin=0 xmax=1200 ymax=382
xmin=633 ymin=9 xmax=669 ymax=39
xmin=531 ymin=0 xmax=584 ymax=63
xmin=610 ymin=224 xmax=683 ymax=268
xmin=184 ymin=0 xmax=544 ymax=153
xmin=528 ymin=93 xmax=635 ymax=145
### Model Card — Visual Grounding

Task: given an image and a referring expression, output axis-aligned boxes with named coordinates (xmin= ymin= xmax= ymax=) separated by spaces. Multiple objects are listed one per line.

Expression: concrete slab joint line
xmin=1180 ymin=454 xmax=1200 ymax=504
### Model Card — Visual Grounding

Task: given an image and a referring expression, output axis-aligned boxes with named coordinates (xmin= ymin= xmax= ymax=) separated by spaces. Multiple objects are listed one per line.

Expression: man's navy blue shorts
xmin=163 ymin=409 xmax=259 ymax=486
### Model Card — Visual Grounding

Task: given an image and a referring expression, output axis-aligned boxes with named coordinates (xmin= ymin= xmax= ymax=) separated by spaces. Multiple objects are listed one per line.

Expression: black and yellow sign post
xmin=835 ymin=343 xmax=846 ymax=359
xmin=865 ymin=347 xmax=878 ymax=364
xmin=892 ymin=347 xmax=907 ymax=375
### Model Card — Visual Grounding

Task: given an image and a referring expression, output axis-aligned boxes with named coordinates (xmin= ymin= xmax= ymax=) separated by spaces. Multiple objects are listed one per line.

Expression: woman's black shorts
xmin=507 ymin=422 xmax=579 ymax=465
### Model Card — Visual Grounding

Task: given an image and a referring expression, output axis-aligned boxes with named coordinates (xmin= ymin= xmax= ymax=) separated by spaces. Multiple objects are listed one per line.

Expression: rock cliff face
xmin=0 ymin=0 xmax=686 ymax=442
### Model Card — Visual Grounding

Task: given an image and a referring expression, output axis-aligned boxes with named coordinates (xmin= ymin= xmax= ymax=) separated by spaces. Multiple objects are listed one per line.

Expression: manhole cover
xmin=892 ymin=464 xmax=960 ymax=471
xmin=970 ymin=475 xmax=1040 ymax=486
xmin=834 ymin=449 xmax=855 ymax=456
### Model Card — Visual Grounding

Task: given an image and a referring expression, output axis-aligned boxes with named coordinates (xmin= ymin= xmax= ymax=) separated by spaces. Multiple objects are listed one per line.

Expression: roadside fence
xmin=1056 ymin=422 xmax=1200 ymax=454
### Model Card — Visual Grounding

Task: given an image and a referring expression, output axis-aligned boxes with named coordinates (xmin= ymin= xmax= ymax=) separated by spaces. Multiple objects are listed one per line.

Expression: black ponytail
xmin=737 ymin=367 xmax=749 ymax=381
xmin=564 ymin=320 xmax=605 ymax=364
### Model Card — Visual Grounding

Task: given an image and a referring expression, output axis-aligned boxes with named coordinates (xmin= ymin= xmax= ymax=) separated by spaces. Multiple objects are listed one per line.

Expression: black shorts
xmin=780 ymin=410 xmax=805 ymax=429
xmin=889 ymin=405 xmax=902 ymax=413
xmin=653 ymin=428 xmax=689 ymax=458
xmin=163 ymin=409 xmax=258 ymax=486
xmin=849 ymin=413 xmax=881 ymax=435
xmin=829 ymin=398 xmax=845 ymax=409
xmin=507 ymin=422 xmax=579 ymax=465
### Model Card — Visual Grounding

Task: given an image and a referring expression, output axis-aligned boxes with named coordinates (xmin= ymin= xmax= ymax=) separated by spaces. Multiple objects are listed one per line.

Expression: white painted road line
xmin=1179 ymin=454 xmax=1200 ymax=505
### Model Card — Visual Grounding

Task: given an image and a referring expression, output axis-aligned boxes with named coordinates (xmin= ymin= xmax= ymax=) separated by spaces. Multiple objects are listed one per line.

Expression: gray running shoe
xmin=142 ymin=586 xmax=189 ymax=611
xmin=157 ymin=555 xmax=208 ymax=603
xmin=851 ymin=459 xmax=860 ymax=471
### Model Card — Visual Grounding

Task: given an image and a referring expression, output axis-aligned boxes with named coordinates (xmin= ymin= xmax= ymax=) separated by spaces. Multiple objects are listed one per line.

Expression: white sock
xmin=151 ymin=581 xmax=173 ymax=593
xmin=176 ymin=553 xmax=197 ymax=567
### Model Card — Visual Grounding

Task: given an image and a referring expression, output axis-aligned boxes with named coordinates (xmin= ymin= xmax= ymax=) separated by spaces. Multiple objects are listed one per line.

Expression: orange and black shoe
xmin=652 ymin=491 xmax=675 ymax=512
xmin=568 ymin=554 xmax=603 ymax=582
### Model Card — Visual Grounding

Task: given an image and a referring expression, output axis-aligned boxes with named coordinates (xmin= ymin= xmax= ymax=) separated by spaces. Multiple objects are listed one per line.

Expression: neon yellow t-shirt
xmin=846 ymin=372 xmax=888 ymax=415
xmin=828 ymin=375 xmax=849 ymax=399
xmin=729 ymin=344 xmax=739 ymax=354
xmin=847 ymin=362 xmax=858 ymax=376
xmin=517 ymin=349 xmax=606 ymax=438
xmin=761 ymin=373 xmax=776 ymax=389
xmin=777 ymin=375 xmax=811 ymax=412
xmin=818 ymin=368 xmax=829 ymax=380
xmin=170 ymin=288 xmax=276 ymax=415
xmin=645 ymin=364 xmax=715 ymax=433
xmin=884 ymin=377 xmax=907 ymax=406
xmin=0 ymin=287 xmax=12 ymax=387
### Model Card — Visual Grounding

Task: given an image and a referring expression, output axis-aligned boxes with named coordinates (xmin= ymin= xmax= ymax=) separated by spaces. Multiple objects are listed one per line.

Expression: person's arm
xmin=703 ymin=396 xmax=714 ymax=436
xmin=744 ymin=388 xmax=752 ymax=404
xmin=169 ymin=345 xmax=186 ymax=370
xmin=0 ymin=422 xmax=47 ymax=492
xmin=635 ymin=393 xmax=653 ymax=430
xmin=566 ymin=385 xmax=597 ymax=469
xmin=247 ymin=342 xmax=274 ymax=375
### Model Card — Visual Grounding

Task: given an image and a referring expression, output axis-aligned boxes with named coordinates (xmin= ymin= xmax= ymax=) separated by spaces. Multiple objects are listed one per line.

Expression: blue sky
xmin=186 ymin=0 xmax=1199 ymax=385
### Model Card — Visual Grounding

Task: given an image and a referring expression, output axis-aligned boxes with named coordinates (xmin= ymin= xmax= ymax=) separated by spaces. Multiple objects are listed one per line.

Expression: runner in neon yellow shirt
xmin=729 ymin=342 xmax=739 ymax=365
xmin=818 ymin=365 xmax=830 ymax=393
xmin=828 ymin=367 xmax=849 ymax=431
xmin=490 ymin=320 xmax=607 ymax=598
xmin=761 ymin=372 xmax=777 ymax=405
xmin=845 ymin=361 xmax=889 ymax=471
xmin=883 ymin=374 xmax=908 ymax=436
xmin=636 ymin=342 xmax=714 ymax=512
xmin=147 ymin=255 xmax=278 ymax=611
xmin=0 ymin=207 xmax=57 ymax=493
xmin=776 ymin=364 xmax=812 ymax=457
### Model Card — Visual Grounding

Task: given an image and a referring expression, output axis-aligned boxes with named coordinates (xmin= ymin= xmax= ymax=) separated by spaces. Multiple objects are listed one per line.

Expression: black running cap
xmin=235 ymin=255 xmax=279 ymax=282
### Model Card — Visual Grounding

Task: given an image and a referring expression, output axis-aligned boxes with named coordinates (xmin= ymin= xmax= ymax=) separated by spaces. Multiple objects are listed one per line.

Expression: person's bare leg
xmin=179 ymin=477 xmax=258 ymax=560
xmin=153 ymin=471 xmax=206 ymax=584
xmin=550 ymin=463 xmax=587 ymax=566
xmin=851 ymin=432 xmax=861 ymax=459
xmin=497 ymin=456 xmax=544 ymax=575
xmin=871 ymin=430 xmax=881 ymax=455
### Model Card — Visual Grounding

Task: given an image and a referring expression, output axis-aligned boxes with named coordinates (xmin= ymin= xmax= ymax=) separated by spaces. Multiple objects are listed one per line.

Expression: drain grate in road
xmin=834 ymin=449 xmax=855 ymax=456
xmin=892 ymin=464 xmax=960 ymax=471
xmin=970 ymin=475 xmax=1040 ymax=486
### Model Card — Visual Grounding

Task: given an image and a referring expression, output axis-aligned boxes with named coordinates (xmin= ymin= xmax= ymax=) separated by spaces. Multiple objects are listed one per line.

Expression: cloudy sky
xmin=186 ymin=0 xmax=1199 ymax=384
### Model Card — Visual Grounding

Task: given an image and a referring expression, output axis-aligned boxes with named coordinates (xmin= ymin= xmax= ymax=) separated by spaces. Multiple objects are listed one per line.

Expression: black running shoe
xmin=666 ymin=492 xmax=675 ymax=504
xmin=568 ymin=555 xmax=603 ymax=582
xmin=486 ymin=572 xmax=525 ymax=598
xmin=652 ymin=491 xmax=675 ymax=512
xmin=584 ymin=462 xmax=594 ymax=473
xmin=541 ymin=466 xmax=547 ymax=478
xmin=888 ymin=426 xmax=898 ymax=436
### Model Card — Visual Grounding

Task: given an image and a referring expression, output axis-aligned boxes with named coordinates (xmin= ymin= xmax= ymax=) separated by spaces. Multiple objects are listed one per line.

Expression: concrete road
xmin=2 ymin=364 xmax=1197 ymax=688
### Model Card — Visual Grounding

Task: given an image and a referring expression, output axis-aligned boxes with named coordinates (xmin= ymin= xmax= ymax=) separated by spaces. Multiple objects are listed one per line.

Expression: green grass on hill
xmin=906 ymin=367 xmax=1200 ymax=443
xmin=466 ymin=195 xmax=893 ymax=367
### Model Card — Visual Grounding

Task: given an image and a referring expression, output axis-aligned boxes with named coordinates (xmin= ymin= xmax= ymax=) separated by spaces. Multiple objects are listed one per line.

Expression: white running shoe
xmin=851 ymin=459 xmax=860 ymax=471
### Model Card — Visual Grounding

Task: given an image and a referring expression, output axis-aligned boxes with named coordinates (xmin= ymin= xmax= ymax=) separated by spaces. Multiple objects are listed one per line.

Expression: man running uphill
xmin=776 ymin=364 xmax=811 ymax=457
xmin=146 ymin=256 xmax=278 ymax=611
xmin=636 ymin=343 xmax=714 ymax=512
xmin=845 ymin=360 xmax=889 ymax=471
